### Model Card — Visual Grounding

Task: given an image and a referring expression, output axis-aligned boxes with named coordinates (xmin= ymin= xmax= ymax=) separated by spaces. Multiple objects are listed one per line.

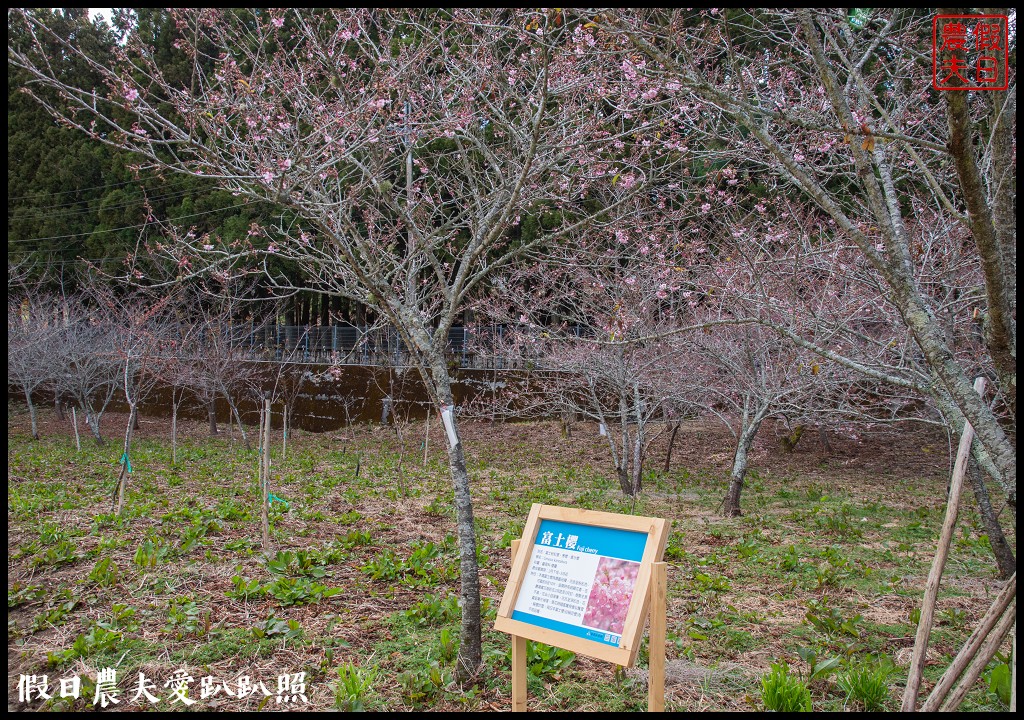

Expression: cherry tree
xmin=9 ymin=8 xmax=674 ymax=678
xmin=47 ymin=295 xmax=120 ymax=445
xmin=88 ymin=282 xmax=178 ymax=513
xmin=606 ymin=8 xmax=1015 ymax=509
xmin=8 ymin=293 xmax=64 ymax=440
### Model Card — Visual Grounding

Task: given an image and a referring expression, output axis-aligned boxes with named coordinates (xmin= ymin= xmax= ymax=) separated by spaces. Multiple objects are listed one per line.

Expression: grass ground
xmin=7 ymin=403 xmax=1015 ymax=712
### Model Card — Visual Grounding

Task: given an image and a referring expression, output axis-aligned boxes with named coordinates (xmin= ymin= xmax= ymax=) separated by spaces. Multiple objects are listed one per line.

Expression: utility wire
xmin=8 ymin=200 xmax=255 ymax=244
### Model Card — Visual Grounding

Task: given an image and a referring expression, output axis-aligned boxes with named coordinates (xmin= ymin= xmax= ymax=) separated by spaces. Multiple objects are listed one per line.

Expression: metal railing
xmin=234 ymin=323 xmax=593 ymax=369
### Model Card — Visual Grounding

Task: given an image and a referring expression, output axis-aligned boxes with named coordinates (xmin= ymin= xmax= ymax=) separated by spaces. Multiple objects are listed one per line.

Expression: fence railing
xmin=234 ymin=323 xmax=594 ymax=369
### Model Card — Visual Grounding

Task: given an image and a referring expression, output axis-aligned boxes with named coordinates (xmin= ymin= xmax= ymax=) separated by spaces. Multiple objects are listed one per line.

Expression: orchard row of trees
xmin=8 ymin=8 xmax=1014 ymax=684
xmin=6 ymin=281 xmax=330 ymax=454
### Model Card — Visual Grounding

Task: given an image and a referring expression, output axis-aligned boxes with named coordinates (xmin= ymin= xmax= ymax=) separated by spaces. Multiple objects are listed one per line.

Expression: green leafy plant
xmin=805 ymin=596 xmax=862 ymax=640
xmin=398 ymin=661 xmax=451 ymax=705
xmin=251 ymin=616 xmax=304 ymax=642
xmin=264 ymin=577 xmax=341 ymax=606
xmin=47 ymin=624 xmax=122 ymax=666
xmin=692 ymin=572 xmax=731 ymax=593
xmin=133 ymin=538 xmax=171 ymax=568
xmin=836 ymin=657 xmax=893 ymax=711
xmin=405 ymin=594 xmax=460 ymax=627
xmin=779 ymin=545 xmax=802 ymax=572
xmin=761 ymin=662 xmax=812 ymax=712
xmin=796 ymin=646 xmax=841 ymax=681
xmin=266 ymin=549 xmax=327 ymax=578
xmin=940 ymin=607 xmax=968 ymax=629
xmin=985 ymin=651 xmax=1012 ymax=708
xmin=516 ymin=641 xmax=575 ymax=680
xmin=33 ymin=539 xmax=78 ymax=568
xmin=226 ymin=574 xmax=266 ymax=601
xmin=664 ymin=531 xmax=687 ymax=561
xmin=88 ymin=558 xmax=119 ymax=587
xmin=8 ymin=582 xmax=46 ymax=608
xmin=334 ymin=662 xmax=378 ymax=711
xmin=438 ymin=627 xmax=458 ymax=663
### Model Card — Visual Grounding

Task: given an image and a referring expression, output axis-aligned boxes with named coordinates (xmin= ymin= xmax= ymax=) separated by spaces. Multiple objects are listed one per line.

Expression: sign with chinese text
xmin=932 ymin=14 xmax=1009 ymax=91
xmin=495 ymin=504 xmax=667 ymax=667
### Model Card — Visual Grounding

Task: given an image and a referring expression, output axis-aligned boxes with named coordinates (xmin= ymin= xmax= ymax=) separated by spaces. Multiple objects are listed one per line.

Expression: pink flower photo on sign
xmin=582 ymin=557 xmax=640 ymax=634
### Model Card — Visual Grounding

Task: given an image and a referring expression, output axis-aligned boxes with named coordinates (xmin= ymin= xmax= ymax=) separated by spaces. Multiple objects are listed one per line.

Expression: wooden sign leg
xmin=511 ymin=539 xmax=527 ymax=712
xmin=649 ymin=561 xmax=667 ymax=712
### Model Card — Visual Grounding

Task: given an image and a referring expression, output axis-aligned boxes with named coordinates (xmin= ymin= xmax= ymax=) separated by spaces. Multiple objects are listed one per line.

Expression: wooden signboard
xmin=495 ymin=504 xmax=669 ymax=711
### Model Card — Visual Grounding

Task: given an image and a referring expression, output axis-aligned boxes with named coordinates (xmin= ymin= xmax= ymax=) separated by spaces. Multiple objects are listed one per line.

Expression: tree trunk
xmin=53 ymin=394 xmax=65 ymax=421
xmin=207 ymin=400 xmax=219 ymax=435
xmin=617 ymin=465 xmax=633 ymax=496
xmin=723 ymin=420 xmax=762 ymax=517
xmin=968 ymin=460 xmax=1016 ymax=579
xmin=86 ymin=406 xmax=104 ymax=446
xmin=663 ymin=423 xmax=679 ymax=473
xmin=172 ymin=393 xmax=178 ymax=466
xmin=115 ymin=405 xmax=137 ymax=515
xmin=427 ymin=357 xmax=482 ymax=684
xmin=227 ymin=397 xmax=250 ymax=450
xmin=818 ymin=425 xmax=833 ymax=453
xmin=25 ymin=388 xmax=39 ymax=440
xmin=631 ymin=430 xmax=643 ymax=496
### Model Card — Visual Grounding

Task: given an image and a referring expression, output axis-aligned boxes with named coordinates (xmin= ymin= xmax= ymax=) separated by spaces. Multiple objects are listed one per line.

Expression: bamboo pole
xmin=921 ymin=572 xmax=1015 ymax=711
xmin=423 ymin=414 xmax=430 ymax=467
xmin=71 ymin=406 xmax=81 ymax=452
xmin=261 ymin=400 xmax=271 ymax=550
xmin=902 ymin=377 xmax=986 ymax=711
xmin=1010 ymin=622 xmax=1016 ymax=712
xmin=939 ymin=601 xmax=1016 ymax=712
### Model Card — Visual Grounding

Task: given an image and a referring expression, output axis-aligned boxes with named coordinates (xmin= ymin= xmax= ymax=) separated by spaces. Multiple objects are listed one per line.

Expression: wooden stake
xmin=510 ymin=539 xmax=527 ymax=713
xmin=940 ymin=600 xmax=1016 ymax=712
xmin=921 ymin=572 xmax=1015 ymax=711
xmin=902 ymin=377 xmax=986 ymax=711
xmin=261 ymin=399 xmax=271 ymax=550
xmin=1010 ymin=620 xmax=1017 ymax=713
xmin=282 ymin=403 xmax=287 ymax=460
xmin=648 ymin=562 xmax=667 ymax=712
xmin=423 ymin=414 xmax=430 ymax=467
xmin=71 ymin=406 xmax=81 ymax=452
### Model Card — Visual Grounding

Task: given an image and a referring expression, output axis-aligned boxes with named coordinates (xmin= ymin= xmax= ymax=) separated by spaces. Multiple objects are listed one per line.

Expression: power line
xmin=8 ymin=200 xmax=255 ymax=244
xmin=8 ymin=187 xmax=199 ymax=218
xmin=7 ymin=176 xmax=173 ymax=202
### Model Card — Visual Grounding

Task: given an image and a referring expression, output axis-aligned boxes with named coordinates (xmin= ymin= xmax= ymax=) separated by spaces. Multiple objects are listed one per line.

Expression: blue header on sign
xmin=533 ymin=519 xmax=648 ymax=562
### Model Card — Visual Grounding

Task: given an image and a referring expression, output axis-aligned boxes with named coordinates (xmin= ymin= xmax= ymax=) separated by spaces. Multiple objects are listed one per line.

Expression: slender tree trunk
xmin=664 ymin=422 xmax=679 ymax=473
xmin=115 ymin=405 xmax=137 ymax=515
xmin=226 ymin=396 xmax=250 ymax=450
xmin=617 ymin=465 xmax=633 ymax=496
xmin=427 ymin=356 xmax=481 ymax=684
xmin=86 ymin=405 xmax=104 ymax=445
xmin=207 ymin=400 xmax=219 ymax=435
xmin=631 ymin=427 xmax=643 ymax=496
xmin=25 ymin=388 xmax=39 ymax=440
xmin=968 ymin=460 xmax=1016 ymax=579
xmin=71 ymin=406 xmax=81 ymax=452
xmin=723 ymin=418 xmax=763 ymax=518
xmin=818 ymin=425 xmax=833 ymax=453
xmin=171 ymin=389 xmax=179 ymax=466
